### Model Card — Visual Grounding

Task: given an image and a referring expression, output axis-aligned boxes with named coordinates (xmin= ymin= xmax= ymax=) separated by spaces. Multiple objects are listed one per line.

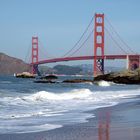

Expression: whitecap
xmin=22 ymin=89 xmax=93 ymax=102
xmin=96 ymin=80 xmax=112 ymax=87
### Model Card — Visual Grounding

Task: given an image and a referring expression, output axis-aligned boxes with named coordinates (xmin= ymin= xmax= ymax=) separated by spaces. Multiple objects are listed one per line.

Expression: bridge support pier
xmin=127 ymin=55 xmax=140 ymax=70
xmin=32 ymin=64 xmax=41 ymax=76
xmin=94 ymin=14 xmax=105 ymax=77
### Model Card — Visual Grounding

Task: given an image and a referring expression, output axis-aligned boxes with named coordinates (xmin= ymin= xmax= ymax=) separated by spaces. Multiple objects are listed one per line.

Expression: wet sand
xmin=1 ymin=97 xmax=140 ymax=140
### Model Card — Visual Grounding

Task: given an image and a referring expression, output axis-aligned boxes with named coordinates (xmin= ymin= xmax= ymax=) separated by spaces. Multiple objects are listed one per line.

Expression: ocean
xmin=0 ymin=75 xmax=140 ymax=134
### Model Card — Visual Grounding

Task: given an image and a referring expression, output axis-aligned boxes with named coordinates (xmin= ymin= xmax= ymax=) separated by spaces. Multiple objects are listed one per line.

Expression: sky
xmin=0 ymin=0 xmax=140 ymax=66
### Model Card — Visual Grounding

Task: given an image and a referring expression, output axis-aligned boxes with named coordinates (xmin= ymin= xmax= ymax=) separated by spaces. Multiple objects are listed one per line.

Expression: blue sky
xmin=0 ymin=0 xmax=140 ymax=66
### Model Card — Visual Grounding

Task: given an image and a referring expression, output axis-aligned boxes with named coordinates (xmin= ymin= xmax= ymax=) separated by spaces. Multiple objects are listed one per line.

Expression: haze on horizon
xmin=0 ymin=0 xmax=139 ymax=67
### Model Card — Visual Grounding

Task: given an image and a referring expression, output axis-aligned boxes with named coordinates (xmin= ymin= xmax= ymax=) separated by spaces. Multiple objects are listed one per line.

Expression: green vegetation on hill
xmin=53 ymin=65 xmax=82 ymax=75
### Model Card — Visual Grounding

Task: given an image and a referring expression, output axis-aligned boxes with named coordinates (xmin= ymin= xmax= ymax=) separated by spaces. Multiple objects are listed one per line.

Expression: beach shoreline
xmin=0 ymin=96 xmax=140 ymax=140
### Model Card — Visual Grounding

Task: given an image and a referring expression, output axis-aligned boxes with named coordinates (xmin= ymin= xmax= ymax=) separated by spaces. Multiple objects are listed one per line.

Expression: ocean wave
xmin=95 ymin=80 xmax=113 ymax=87
xmin=0 ymin=113 xmax=40 ymax=119
xmin=0 ymin=87 xmax=140 ymax=134
xmin=0 ymin=123 xmax=62 ymax=134
xmin=0 ymin=81 xmax=12 ymax=84
xmin=22 ymin=89 xmax=93 ymax=102
xmin=27 ymin=88 xmax=140 ymax=102
xmin=1 ymin=88 xmax=140 ymax=105
xmin=0 ymin=111 xmax=64 ymax=119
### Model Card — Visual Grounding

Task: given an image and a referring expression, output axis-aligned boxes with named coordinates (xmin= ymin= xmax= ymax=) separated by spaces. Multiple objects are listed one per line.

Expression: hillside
xmin=0 ymin=53 xmax=31 ymax=75
xmin=53 ymin=65 xmax=82 ymax=75
xmin=39 ymin=64 xmax=124 ymax=75
xmin=0 ymin=52 xmax=124 ymax=75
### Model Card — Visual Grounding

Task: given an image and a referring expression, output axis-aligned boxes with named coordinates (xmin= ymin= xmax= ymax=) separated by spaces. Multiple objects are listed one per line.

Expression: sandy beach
xmin=0 ymin=95 xmax=140 ymax=140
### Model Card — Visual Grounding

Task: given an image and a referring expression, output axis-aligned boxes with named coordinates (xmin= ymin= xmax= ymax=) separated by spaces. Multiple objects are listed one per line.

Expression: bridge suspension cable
xmin=24 ymin=41 xmax=32 ymax=63
xmin=38 ymin=39 xmax=55 ymax=60
xmin=105 ymin=27 xmax=128 ymax=54
xmin=62 ymin=16 xmax=94 ymax=57
xmin=68 ymin=29 xmax=94 ymax=57
xmin=105 ymin=16 xmax=135 ymax=54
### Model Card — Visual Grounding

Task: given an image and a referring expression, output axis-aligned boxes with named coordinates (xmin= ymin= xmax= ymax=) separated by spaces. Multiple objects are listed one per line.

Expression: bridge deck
xmin=31 ymin=55 xmax=140 ymax=65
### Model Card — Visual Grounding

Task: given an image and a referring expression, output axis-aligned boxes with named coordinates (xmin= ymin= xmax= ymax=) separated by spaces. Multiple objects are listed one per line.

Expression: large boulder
xmin=94 ymin=69 xmax=140 ymax=84
xmin=16 ymin=72 xmax=35 ymax=78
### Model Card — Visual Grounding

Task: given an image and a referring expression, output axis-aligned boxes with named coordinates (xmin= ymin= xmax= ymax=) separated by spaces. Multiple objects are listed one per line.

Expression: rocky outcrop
xmin=0 ymin=53 xmax=31 ymax=75
xmin=34 ymin=80 xmax=56 ymax=83
xmin=34 ymin=75 xmax=58 ymax=83
xmin=63 ymin=79 xmax=93 ymax=83
xmin=40 ymin=75 xmax=58 ymax=80
xmin=94 ymin=69 xmax=140 ymax=84
xmin=16 ymin=72 xmax=35 ymax=78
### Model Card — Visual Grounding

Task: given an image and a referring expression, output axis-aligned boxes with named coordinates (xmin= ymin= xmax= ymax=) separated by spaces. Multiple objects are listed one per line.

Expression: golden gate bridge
xmin=29 ymin=13 xmax=140 ymax=77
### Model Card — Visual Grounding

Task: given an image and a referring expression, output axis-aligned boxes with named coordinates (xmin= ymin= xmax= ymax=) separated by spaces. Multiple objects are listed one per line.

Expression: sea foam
xmin=96 ymin=80 xmax=112 ymax=87
xmin=0 ymin=87 xmax=140 ymax=134
xmin=22 ymin=89 xmax=93 ymax=102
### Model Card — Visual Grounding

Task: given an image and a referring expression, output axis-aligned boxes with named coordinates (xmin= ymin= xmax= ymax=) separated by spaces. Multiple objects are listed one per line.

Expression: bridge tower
xmin=94 ymin=14 xmax=104 ymax=77
xmin=31 ymin=37 xmax=39 ymax=74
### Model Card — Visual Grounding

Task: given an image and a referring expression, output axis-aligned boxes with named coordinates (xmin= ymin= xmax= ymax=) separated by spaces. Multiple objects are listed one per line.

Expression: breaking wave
xmin=21 ymin=88 xmax=140 ymax=103
xmin=22 ymin=89 xmax=92 ymax=102
xmin=96 ymin=80 xmax=113 ymax=87
xmin=0 ymin=87 xmax=140 ymax=134
xmin=1 ymin=88 xmax=140 ymax=105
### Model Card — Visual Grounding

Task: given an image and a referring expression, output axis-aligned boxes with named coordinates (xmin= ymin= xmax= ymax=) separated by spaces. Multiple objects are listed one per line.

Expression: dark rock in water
xmin=34 ymin=80 xmax=56 ymax=83
xmin=63 ymin=79 xmax=93 ymax=83
xmin=34 ymin=74 xmax=58 ymax=83
xmin=94 ymin=69 xmax=140 ymax=84
xmin=40 ymin=75 xmax=58 ymax=80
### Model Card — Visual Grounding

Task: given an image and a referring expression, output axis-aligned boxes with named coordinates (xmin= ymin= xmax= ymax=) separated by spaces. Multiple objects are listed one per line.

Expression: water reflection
xmin=98 ymin=112 xmax=110 ymax=140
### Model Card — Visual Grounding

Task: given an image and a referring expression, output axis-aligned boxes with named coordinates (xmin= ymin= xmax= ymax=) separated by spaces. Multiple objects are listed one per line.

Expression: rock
xmin=34 ymin=80 xmax=56 ymax=83
xmin=40 ymin=75 xmax=58 ymax=80
xmin=94 ymin=69 xmax=140 ymax=84
xmin=16 ymin=72 xmax=35 ymax=78
xmin=33 ymin=74 xmax=58 ymax=83
xmin=63 ymin=79 xmax=93 ymax=83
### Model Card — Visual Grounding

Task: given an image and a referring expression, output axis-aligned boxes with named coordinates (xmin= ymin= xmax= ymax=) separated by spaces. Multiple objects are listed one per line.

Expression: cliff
xmin=0 ymin=53 xmax=31 ymax=75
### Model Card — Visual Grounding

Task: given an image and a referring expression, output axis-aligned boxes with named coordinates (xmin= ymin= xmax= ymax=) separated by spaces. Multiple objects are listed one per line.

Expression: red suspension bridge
xmin=30 ymin=13 xmax=140 ymax=77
